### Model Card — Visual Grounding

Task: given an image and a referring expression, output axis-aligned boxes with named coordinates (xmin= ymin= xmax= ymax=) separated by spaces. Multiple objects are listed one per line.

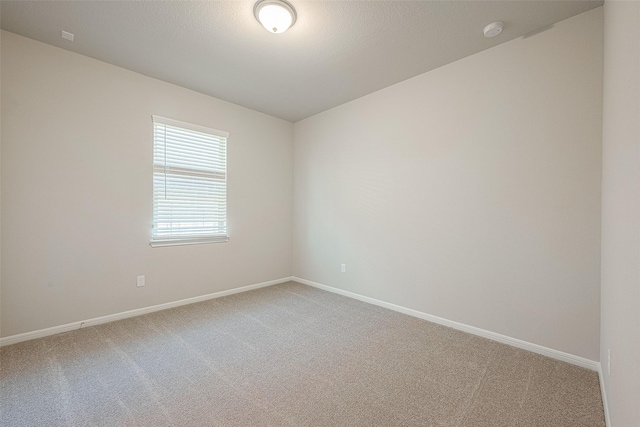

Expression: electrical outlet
xmin=608 ymin=349 xmax=611 ymax=376
xmin=341 ymin=264 xmax=346 ymax=273
xmin=137 ymin=275 xmax=145 ymax=287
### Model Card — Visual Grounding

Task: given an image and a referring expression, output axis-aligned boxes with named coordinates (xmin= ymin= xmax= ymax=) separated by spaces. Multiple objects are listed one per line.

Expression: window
xmin=151 ymin=116 xmax=228 ymax=247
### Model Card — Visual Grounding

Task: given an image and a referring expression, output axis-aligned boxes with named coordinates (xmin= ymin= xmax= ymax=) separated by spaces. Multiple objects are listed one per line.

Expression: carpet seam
xmin=455 ymin=345 xmax=502 ymax=427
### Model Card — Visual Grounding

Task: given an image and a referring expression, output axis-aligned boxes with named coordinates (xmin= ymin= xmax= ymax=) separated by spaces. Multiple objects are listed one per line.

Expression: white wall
xmin=0 ymin=26 xmax=3 ymax=333
xmin=293 ymin=9 xmax=603 ymax=361
xmin=0 ymin=31 xmax=293 ymax=337
xmin=600 ymin=1 xmax=640 ymax=425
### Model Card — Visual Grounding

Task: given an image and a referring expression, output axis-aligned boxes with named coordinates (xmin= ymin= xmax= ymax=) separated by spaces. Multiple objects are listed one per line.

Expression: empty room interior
xmin=1 ymin=0 xmax=638 ymax=426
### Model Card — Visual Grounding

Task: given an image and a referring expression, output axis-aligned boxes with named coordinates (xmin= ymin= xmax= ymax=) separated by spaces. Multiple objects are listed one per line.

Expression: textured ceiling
xmin=1 ymin=1 xmax=602 ymax=122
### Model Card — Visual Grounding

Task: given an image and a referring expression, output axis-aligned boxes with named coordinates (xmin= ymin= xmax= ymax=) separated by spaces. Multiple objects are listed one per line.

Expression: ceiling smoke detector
xmin=483 ymin=21 xmax=504 ymax=38
xmin=254 ymin=0 xmax=297 ymax=34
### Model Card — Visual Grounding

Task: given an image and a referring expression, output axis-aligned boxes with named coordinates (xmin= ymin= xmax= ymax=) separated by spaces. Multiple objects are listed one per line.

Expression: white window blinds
xmin=151 ymin=116 xmax=229 ymax=247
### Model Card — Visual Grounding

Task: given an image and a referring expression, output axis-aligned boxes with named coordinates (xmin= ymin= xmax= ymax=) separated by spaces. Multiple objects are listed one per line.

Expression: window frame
xmin=150 ymin=115 xmax=229 ymax=247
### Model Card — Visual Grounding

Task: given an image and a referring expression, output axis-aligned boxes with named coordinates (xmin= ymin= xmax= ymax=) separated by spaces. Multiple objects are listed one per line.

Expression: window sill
xmin=149 ymin=236 xmax=229 ymax=248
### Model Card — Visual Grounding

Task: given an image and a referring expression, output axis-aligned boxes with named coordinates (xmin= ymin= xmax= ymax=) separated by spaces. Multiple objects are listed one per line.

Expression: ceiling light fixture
xmin=254 ymin=0 xmax=297 ymax=34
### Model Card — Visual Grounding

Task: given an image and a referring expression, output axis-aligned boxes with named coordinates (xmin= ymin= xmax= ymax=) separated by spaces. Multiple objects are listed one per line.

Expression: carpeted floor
xmin=0 ymin=281 xmax=605 ymax=426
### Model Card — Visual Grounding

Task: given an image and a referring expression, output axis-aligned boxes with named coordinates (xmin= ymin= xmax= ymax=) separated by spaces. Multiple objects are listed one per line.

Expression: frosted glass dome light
xmin=254 ymin=0 xmax=297 ymax=34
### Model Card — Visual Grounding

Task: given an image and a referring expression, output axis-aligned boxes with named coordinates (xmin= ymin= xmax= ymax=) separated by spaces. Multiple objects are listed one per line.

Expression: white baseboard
xmin=0 ymin=276 xmax=293 ymax=347
xmin=598 ymin=363 xmax=612 ymax=426
xmin=2 ymin=274 xmax=601 ymax=374
xmin=292 ymin=276 xmax=600 ymax=371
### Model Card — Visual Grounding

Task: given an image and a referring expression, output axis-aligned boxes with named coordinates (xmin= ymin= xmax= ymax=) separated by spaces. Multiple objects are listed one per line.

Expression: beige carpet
xmin=0 ymin=281 xmax=605 ymax=426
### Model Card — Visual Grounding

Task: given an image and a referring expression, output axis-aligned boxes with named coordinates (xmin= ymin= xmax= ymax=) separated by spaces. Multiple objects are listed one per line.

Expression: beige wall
xmin=293 ymin=9 xmax=603 ymax=361
xmin=601 ymin=1 xmax=640 ymax=424
xmin=0 ymin=31 xmax=293 ymax=337
xmin=1 ymin=7 xmax=610 ymax=367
